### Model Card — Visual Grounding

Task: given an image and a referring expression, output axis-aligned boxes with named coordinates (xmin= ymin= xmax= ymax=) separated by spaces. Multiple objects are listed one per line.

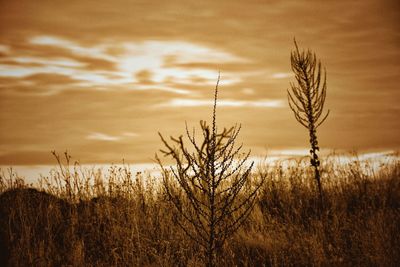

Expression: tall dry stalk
xmin=157 ymin=75 xmax=263 ymax=267
xmin=287 ymin=39 xmax=329 ymax=207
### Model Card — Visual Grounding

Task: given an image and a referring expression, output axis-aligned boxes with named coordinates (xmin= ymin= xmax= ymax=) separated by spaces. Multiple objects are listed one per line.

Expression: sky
xmin=0 ymin=0 xmax=399 ymax=169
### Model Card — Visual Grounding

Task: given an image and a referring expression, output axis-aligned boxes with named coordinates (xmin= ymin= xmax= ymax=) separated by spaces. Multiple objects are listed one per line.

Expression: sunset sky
xmin=0 ymin=0 xmax=399 ymax=169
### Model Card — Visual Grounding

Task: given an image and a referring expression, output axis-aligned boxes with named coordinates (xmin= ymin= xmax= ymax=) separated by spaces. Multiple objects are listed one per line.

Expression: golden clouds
xmin=156 ymin=98 xmax=284 ymax=108
xmin=0 ymin=0 xmax=399 ymax=165
xmin=1 ymin=35 xmax=250 ymax=94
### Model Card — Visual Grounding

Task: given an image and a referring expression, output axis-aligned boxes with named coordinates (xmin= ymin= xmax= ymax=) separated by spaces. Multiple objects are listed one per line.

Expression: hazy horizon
xmin=1 ymin=0 xmax=399 ymax=167
xmin=2 ymin=149 xmax=398 ymax=186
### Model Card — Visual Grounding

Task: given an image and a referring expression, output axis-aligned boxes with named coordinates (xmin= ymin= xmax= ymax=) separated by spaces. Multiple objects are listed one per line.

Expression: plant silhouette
xmin=157 ymin=75 xmax=263 ymax=267
xmin=287 ymin=39 xmax=329 ymax=207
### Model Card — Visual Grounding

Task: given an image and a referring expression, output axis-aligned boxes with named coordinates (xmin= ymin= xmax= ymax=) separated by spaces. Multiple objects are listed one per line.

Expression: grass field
xmin=0 ymin=154 xmax=399 ymax=266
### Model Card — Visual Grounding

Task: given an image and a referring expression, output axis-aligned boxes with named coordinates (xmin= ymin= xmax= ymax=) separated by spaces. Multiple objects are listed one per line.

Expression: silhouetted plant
xmin=287 ymin=39 xmax=329 ymax=207
xmin=156 ymin=76 xmax=263 ymax=267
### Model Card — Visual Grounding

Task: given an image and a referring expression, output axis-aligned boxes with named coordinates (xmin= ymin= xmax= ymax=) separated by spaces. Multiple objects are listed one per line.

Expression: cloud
xmin=157 ymin=98 xmax=284 ymax=108
xmin=0 ymin=44 xmax=11 ymax=54
xmin=86 ymin=132 xmax=139 ymax=142
xmin=271 ymin=72 xmax=292 ymax=79
xmin=1 ymin=36 xmax=247 ymax=94
xmin=87 ymin=132 xmax=121 ymax=142
xmin=13 ymin=56 xmax=84 ymax=68
xmin=131 ymin=84 xmax=190 ymax=95
xmin=241 ymin=88 xmax=255 ymax=95
xmin=30 ymin=36 xmax=114 ymax=61
xmin=122 ymin=132 xmax=139 ymax=138
xmin=0 ymin=0 xmax=399 ymax=166
xmin=118 ymin=41 xmax=246 ymax=86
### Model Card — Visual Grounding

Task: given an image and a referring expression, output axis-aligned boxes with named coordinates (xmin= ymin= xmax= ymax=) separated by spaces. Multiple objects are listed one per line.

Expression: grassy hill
xmin=0 ymin=156 xmax=399 ymax=266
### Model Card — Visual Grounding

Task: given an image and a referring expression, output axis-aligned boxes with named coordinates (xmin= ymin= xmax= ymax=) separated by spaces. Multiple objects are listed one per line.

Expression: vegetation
xmin=157 ymin=76 xmax=264 ymax=267
xmin=288 ymin=39 xmax=329 ymax=207
xmin=1 ymin=153 xmax=399 ymax=266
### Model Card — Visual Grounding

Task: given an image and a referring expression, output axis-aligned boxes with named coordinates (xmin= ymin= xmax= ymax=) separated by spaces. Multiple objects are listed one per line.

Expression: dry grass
xmin=0 ymin=154 xmax=399 ymax=266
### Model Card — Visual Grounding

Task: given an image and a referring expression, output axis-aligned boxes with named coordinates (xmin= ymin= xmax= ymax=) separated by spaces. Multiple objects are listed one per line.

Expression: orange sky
xmin=0 ymin=0 xmax=399 ymax=165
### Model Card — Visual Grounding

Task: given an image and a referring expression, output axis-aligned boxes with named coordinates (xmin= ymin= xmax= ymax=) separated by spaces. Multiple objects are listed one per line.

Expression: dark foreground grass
xmin=0 ymin=156 xmax=399 ymax=266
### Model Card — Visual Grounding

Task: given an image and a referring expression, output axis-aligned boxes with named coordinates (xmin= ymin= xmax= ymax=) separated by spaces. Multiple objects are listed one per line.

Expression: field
xmin=0 ymin=154 xmax=399 ymax=266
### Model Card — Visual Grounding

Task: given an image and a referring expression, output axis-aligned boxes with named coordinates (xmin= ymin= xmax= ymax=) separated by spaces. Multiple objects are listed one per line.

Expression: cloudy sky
xmin=0 ymin=0 xmax=399 ymax=167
